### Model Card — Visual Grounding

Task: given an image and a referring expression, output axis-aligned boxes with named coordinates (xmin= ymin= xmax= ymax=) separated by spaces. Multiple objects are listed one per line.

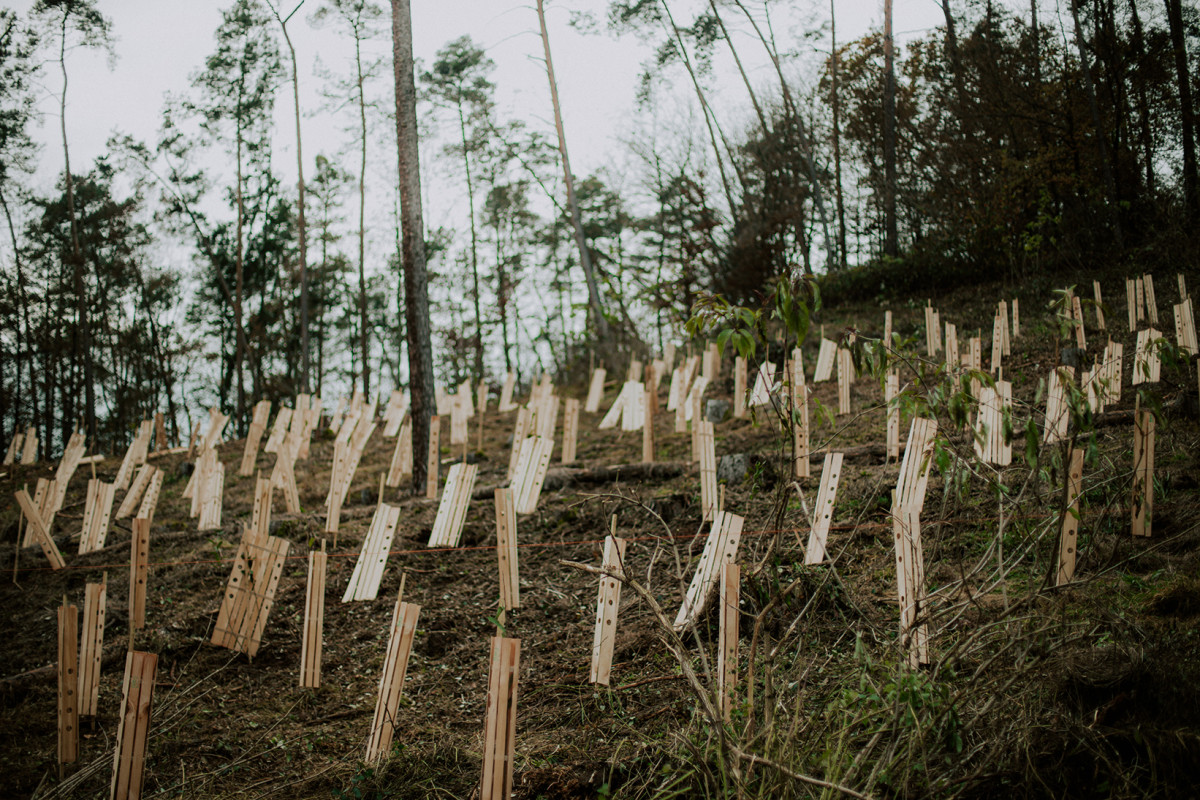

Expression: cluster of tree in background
xmin=0 ymin=0 xmax=1196 ymax=460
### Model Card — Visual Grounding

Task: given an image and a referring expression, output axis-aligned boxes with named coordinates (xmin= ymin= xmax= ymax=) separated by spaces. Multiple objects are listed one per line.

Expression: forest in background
xmin=0 ymin=0 xmax=1197 ymax=459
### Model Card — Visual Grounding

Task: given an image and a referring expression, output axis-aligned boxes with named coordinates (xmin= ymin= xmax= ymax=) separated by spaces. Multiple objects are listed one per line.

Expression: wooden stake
xmin=1132 ymin=406 xmax=1155 ymax=537
xmin=1093 ymin=281 xmax=1106 ymax=330
xmin=129 ymin=518 xmax=150 ymax=646
xmin=495 ymin=488 xmax=519 ymax=612
xmin=79 ymin=577 xmax=107 ymax=717
xmin=481 ymin=637 xmax=520 ymax=800
xmin=428 ymin=464 xmax=478 ymax=548
xmin=814 ymin=338 xmax=836 ymax=382
xmin=110 ymin=651 xmax=157 ymax=800
xmin=14 ymin=489 xmax=65 ymax=570
xmin=426 ymin=415 xmax=440 ymax=500
xmin=674 ymin=510 xmax=743 ymax=631
xmin=836 ymin=347 xmax=852 ymax=415
xmin=886 ymin=371 xmax=901 ymax=462
xmin=589 ymin=530 xmax=625 ymax=686
xmin=300 ymin=541 xmax=327 ymax=688
xmin=511 ymin=437 xmax=553 ymax=515
xmin=1057 ymin=448 xmax=1084 ymax=585
xmin=584 ymin=368 xmax=606 ymax=413
xmin=733 ymin=356 xmax=747 ymax=418
xmin=366 ymin=593 xmax=421 ymax=763
xmin=58 ymin=599 xmax=79 ymax=767
xmin=343 ymin=505 xmax=401 ymax=602
xmin=561 ymin=398 xmax=579 ymax=464
xmin=698 ymin=421 xmax=717 ymax=522
xmin=804 ymin=453 xmax=843 ymax=564
xmin=1144 ymin=273 xmax=1158 ymax=324
xmin=791 ymin=356 xmax=810 ymax=478
xmin=718 ymin=562 xmax=740 ymax=721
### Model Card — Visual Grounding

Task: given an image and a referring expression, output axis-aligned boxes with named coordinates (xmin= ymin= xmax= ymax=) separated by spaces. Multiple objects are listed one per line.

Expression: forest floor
xmin=2 ymin=268 xmax=1200 ymax=799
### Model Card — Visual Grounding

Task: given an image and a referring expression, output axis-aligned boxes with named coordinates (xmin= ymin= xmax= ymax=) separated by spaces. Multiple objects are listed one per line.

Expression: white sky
xmin=6 ymin=0 xmax=949 ymax=394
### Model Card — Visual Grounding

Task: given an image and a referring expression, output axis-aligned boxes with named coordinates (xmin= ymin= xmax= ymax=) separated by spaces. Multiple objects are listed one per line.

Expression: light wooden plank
xmin=129 ymin=519 xmax=150 ymax=631
xmin=804 ymin=453 xmax=843 ymax=564
xmin=718 ymin=562 xmax=740 ymax=721
xmin=1132 ymin=408 xmax=1155 ymax=537
xmin=495 ymin=488 xmax=520 ymax=612
xmin=1057 ymin=448 xmax=1084 ymax=585
xmin=366 ymin=596 xmax=421 ymax=763
xmin=426 ymin=416 xmax=440 ymax=500
xmin=58 ymin=602 xmax=79 ymax=765
xmin=561 ymin=398 xmax=579 ymax=464
xmin=344 ymin=505 xmax=402 ymax=600
xmin=300 ymin=543 xmax=327 ymax=688
xmin=79 ymin=580 xmax=106 ymax=716
xmin=481 ymin=637 xmax=520 ymax=800
xmin=584 ymin=369 xmax=606 ymax=413
xmin=15 ymin=489 xmax=66 ymax=570
xmin=674 ymin=511 xmax=744 ymax=631
xmin=110 ymin=650 xmax=157 ymax=800
xmin=589 ymin=533 xmax=626 ymax=686
xmin=698 ymin=421 xmax=717 ymax=522
xmin=428 ymin=464 xmax=477 ymax=548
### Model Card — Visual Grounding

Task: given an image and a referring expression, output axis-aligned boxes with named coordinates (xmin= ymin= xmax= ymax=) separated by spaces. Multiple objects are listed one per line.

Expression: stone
xmin=717 ymin=453 xmax=749 ymax=486
xmin=705 ymin=398 xmax=731 ymax=423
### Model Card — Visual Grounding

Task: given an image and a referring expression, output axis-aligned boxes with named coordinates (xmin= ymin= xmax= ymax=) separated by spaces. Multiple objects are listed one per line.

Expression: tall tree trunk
xmin=57 ymin=19 xmax=94 ymax=447
xmin=536 ymin=0 xmax=611 ymax=345
xmin=234 ymin=116 xmax=248 ymax=427
xmin=390 ymin=0 xmax=436 ymax=491
xmin=883 ymin=0 xmax=898 ymax=258
xmin=1164 ymin=0 xmax=1198 ymax=222
xmin=830 ymin=0 xmax=847 ymax=269
xmin=1128 ymin=0 xmax=1155 ymax=194
xmin=273 ymin=7 xmax=312 ymax=395
xmin=356 ymin=31 xmax=371 ymax=396
xmin=455 ymin=101 xmax=484 ymax=384
xmin=1069 ymin=0 xmax=1124 ymax=246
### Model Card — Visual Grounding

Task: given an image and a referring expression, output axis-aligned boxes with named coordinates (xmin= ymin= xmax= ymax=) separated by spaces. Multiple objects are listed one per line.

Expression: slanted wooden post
xmin=1057 ymin=449 xmax=1084 ymax=586
xmin=386 ymin=416 xmax=414 ymax=488
xmin=58 ymin=598 xmax=79 ymax=769
xmin=80 ymin=479 xmax=116 ymax=554
xmin=342 ymin=505 xmax=402 ymax=601
xmin=718 ymin=562 xmax=740 ymax=721
xmin=814 ymin=339 xmax=836 ymax=382
xmin=511 ymin=437 xmax=553 ymax=515
xmin=589 ymin=527 xmax=625 ymax=686
xmin=300 ymin=541 xmax=327 ymax=688
xmin=1072 ymin=294 xmax=1087 ymax=349
xmin=804 ymin=453 xmax=844 ymax=564
xmin=79 ymin=577 xmax=107 ymax=717
xmin=1093 ymin=281 xmax=1106 ymax=330
xmin=561 ymin=398 xmax=579 ymax=464
xmin=366 ymin=588 xmax=421 ymax=763
xmin=15 ymin=489 xmax=66 ymax=570
xmin=584 ymin=368 xmax=606 ymax=413
xmin=1132 ymin=406 xmax=1155 ymax=537
xmin=426 ymin=415 xmax=440 ymax=500
xmin=110 ymin=651 xmax=157 ymax=800
xmin=137 ymin=471 xmax=162 ymax=531
xmin=481 ymin=637 xmax=520 ymax=800
xmin=428 ymin=464 xmax=478 ymax=548
xmin=1144 ymin=273 xmax=1159 ymax=324
xmin=674 ymin=511 xmax=744 ymax=630
xmin=129 ymin=519 xmax=150 ymax=648
xmin=1135 ymin=277 xmax=1147 ymax=324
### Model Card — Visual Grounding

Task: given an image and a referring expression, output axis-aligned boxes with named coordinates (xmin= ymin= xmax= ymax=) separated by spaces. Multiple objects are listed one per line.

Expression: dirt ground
xmin=3 ymin=272 xmax=1200 ymax=799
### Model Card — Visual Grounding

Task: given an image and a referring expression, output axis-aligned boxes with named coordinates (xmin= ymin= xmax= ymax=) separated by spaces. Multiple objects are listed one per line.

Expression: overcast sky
xmin=5 ymin=0 xmax=950 ymax=393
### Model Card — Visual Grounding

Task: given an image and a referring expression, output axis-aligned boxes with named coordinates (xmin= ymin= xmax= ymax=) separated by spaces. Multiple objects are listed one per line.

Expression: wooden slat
xmin=886 ymin=372 xmax=900 ymax=462
xmin=813 ymin=338 xmax=836 ymax=382
xmin=116 ymin=466 xmax=153 ymax=520
xmin=58 ymin=602 xmax=79 ymax=765
xmin=1144 ymin=273 xmax=1158 ymax=324
xmin=1093 ymin=281 xmax=1106 ymax=330
xmin=197 ymin=460 xmax=224 ymax=531
xmin=733 ymin=357 xmax=747 ymax=418
xmin=698 ymin=421 xmax=717 ymax=522
xmin=895 ymin=418 xmax=937 ymax=515
xmin=748 ymin=362 xmax=774 ymax=407
xmin=598 ymin=381 xmax=633 ymax=430
xmin=110 ymin=650 xmax=157 ymax=800
xmin=344 ymin=505 xmax=402 ymax=600
xmin=506 ymin=408 xmax=531 ymax=480
xmin=386 ymin=417 xmax=413 ymax=487
xmin=300 ymin=543 xmax=327 ymax=688
xmin=561 ymin=398 xmax=579 ymax=464
xmin=892 ymin=502 xmax=929 ymax=667
xmin=481 ymin=637 xmax=520 ymax=800
xmin=674 ymin=511 xmax=744 ymax=631
xmin=426 ymin=416 xmax=440 ymax=500
xmin=495 ymin=488 xmax=519 ymax=612
xmin=1043 ymin=367 xmax=1074 ymax=443
xmin=1072 ymin=294 xmax=1087 ymax=349
xmin=1057 ymin=448 xmax=1084 ymax=585
xmin=366 ymin=597 xmax=421 ymax=763
xmin=642 ymin=388 xmax=655 ymax=463
xmin=382 ymin=391 xmax=408 ymax=437
xmin=580 ymin=369 xmax=603 ymax=413
xmin=1132 ymin=407 xmax=1155 ymax=537
xmin=499 ymin=372 xmax=517 ymax=412
xmin=790 ymin=357 xmax=810 ymax=479
xmin=130 ymin=519 xmax=150 ymax=631
xmin=718 ymin=562 xmax=740 ymax=721
xmin=804 ymin=452 xmax=843 ymax=564
xmin=264 ymin=407 xmax=292 ymax=454
xmin=53 ymin=432 xmax=86 ymax=512
xmin=238 ymin=422 xmax=266 ymax=477
xmin=81 ymin=479 xmax=116 ymax=553
xmin=15 ymin=489 xmax=65 ymax=570
xmin=79 ymin=580 xmax=106 ymax=716
xmin=512 ymin=437 xmax=553 ymax=515
xmin=589 ymin=534 xmax=625 ymax=686
xmin=836 ymin=347 xmax=852 ymax=415
xmin=428 ymin=464 xmax=478 ymax=548
xmin=20 ymin=427 xmax=38 ymax=464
